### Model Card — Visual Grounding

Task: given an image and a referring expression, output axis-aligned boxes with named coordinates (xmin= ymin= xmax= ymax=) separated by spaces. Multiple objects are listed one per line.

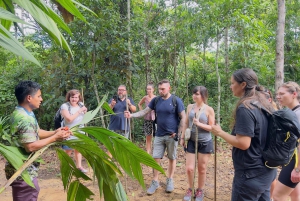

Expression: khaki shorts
xmin=153 ymin=135 xmax=178 ymax=160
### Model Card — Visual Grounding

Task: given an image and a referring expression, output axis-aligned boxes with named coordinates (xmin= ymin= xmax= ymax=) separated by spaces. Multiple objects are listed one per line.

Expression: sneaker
xmin=195 ymin=188 xmax=204 ymax=201
xmin=165 ymin=178 xmax=174 ymax=193
xmin=78 ymin=167 xmax=88 ymax=173
xmin=183 ymin=188 xmax=192 ymax=201
xmin=147 ymin=180 xmax=159 ymax=195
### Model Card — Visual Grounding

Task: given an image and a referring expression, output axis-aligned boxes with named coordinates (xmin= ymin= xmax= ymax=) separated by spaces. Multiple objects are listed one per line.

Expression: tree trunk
xmin=275 ymin=0 xmax=285 ymax=90
xmin=144 ymin=1 xmax=154 ymax=85
xmin=92 ymin=41 xmax=106 ymax=127
xmin=172 ymin=0 xmax=177 ymax=94
xmin=182 ymin=42 xmax=188 ymax=105
xmin=215 ymin=29 xmax=220 ymax=125
xmin=224 ymin=27 xmax=229 ymax=114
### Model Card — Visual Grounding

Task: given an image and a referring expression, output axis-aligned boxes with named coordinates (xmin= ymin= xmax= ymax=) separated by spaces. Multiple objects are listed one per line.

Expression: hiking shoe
xmin=78 ymin=167 xmax=88 ymax=173
xmin=195 ymin=188 xmax=204 ymax=201
xmin=165 ymin=178 xmax=174 ymax=193
xmin=147 ymin=180 xmax=159 ymax=195
xmin=183 ymin=188 xmax=192 ymax=201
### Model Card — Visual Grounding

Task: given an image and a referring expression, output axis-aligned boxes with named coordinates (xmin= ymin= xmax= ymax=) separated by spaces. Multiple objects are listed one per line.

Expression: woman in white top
xmin=61 ymin=89 xmax=88 ymax=173
xmin=138 ymin=83 xmax=156 ymax=154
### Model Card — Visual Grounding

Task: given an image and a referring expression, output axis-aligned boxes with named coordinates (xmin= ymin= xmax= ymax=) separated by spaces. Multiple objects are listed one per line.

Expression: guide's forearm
xmin=131 ymin=107 xmax=152 ymax=118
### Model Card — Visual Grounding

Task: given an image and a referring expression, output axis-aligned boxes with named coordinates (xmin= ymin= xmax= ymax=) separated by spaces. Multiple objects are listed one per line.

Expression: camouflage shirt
xmin=5 ymin=106 xmax=40 ymax=180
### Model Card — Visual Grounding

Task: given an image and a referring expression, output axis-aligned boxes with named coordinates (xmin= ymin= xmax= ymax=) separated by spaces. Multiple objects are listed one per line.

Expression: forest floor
xmin=0 ymin=142 xmax=259 ymax=201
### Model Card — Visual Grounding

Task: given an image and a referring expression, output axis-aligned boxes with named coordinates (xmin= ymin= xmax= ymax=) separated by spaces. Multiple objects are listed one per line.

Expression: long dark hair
xmin=232 ymin=68 xmax=273 ymax=125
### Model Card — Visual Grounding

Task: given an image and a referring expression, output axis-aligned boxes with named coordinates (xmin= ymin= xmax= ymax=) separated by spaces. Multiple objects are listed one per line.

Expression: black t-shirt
xmin=231 ymin=104 xmax=269 ymax=178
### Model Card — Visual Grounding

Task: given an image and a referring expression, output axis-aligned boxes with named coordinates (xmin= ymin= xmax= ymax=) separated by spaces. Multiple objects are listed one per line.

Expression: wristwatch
xmin=295 ymin=168 xmax=300 ymax=173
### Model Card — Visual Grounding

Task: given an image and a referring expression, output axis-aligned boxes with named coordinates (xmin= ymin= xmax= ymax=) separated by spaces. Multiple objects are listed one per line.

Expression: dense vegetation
xmin=1 ymin=0 xmax=300 ymax=141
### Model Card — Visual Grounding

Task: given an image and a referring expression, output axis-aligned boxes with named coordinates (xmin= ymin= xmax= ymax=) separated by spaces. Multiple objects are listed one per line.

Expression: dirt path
xmin=0 ymin=143 xmax=233 ymax=201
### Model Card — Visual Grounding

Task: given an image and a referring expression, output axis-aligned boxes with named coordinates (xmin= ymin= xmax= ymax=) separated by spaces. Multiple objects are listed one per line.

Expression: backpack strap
xmin=66 ymin=102 xmax=71 ymax=114
xmin=172 ymin=94 xmax=178 ymax=113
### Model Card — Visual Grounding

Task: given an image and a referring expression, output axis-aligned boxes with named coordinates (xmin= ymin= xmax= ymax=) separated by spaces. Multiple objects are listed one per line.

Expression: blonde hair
xmin=280 ymin=81 xmax=300 ymax=101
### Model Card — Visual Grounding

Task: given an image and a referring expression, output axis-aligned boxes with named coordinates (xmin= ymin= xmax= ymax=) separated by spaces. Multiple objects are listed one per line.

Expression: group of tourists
xmin=5 ymin=67 xmax=300 ymax=201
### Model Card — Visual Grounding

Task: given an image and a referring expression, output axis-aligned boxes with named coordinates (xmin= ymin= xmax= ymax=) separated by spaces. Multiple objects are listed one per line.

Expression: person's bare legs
xmin=65 ymin=149 xmax=72 ymax=156
xmin=290 ymin=183 xmax=300 ymax=201
xmin=146 ymin=135 xmax=152 ymax=154
xmin=185 ymin=153 xmax=196 ymax=188
xmin=74 ymin=150 xmax=83 ymax=168
xmin=270 ymin=179 xmax=277 ymax=200
xmin=153 ymin=158 xmax=161 ymax=181
xmin=168 ymin=159 xmax=176 ymax=179
xmin=273 ymin=181 xmax=295 ymax=201
xmin=197 ymin=153 xmax=211 ymax=189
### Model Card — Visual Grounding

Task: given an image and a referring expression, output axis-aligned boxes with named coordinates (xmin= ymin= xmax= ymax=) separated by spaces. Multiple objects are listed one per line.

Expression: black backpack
xmin=54 ymin=102 xmax=70 ymax=129
xmin=251 ymin=102 xmax=300 ymax=168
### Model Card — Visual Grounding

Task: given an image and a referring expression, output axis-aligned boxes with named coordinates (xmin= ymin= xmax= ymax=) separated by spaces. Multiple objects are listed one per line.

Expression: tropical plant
xmin=0 ymin=0 xmax=95 ymax=65
xmin=0 ymin=95 xmax=165 ymax=201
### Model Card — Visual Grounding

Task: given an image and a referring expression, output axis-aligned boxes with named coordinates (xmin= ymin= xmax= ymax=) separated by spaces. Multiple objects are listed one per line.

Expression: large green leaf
xmin=59 ymin=133 xmax=125 ymax=200
xmin=71 ymin=0 xmax=97 ymax=17
xmin=0 ymin=0 xmax=14 ymax=30
xmin=75 ymin=94 xmax=112 ymax=126
xmin=54 ymin=0 xmax=87 ymax=23
xmin=81 ymin=127 xmax=165 ymax=188
xmin=30 ymin=0 xmax=72 ymax=35
xmin=0 ymin=7 xmax=30 ymax=25
xmin=0 ymin=145 xmax=33 ymax=190
xmin=13 ymin=0 xmax=63 ymax=45
xmin=56 ymin=149 xmax=91 ymax=190
xmin=0 ymin=24 xmax=40 ymax=66
xmin=67 ymin=180 xmax=94 ymax=201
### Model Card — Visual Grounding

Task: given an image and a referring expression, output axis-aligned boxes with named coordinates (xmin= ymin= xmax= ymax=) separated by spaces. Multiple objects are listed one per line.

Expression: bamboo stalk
xmin=192 ymin=110 xmax=199 ymax=196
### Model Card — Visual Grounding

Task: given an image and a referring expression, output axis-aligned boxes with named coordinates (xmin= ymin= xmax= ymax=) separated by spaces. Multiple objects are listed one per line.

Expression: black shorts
xmin=185 ymin=139 xmax=214 ymax=154
xmin=278 ymin=157 xmax=299 ymax=188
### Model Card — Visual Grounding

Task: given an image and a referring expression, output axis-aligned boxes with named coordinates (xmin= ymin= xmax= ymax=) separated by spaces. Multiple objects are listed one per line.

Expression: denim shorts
xmin=153 ymin=135 xmax=178 ymax=160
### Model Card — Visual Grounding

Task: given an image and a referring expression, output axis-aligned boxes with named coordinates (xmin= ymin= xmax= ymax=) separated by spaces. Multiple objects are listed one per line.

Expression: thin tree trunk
xmin=126 ymin=0 xmax=134 ymax=142
xmin=172 ymin=0 xmax=177 ymax=93
xmin=215 ymin=30 xmax=220 ymax=125
xmin=224 ymin=27 xmax=229 ymax=115
xmin=214 ymin=28 xmax=220 ymax=201
xmin=203 ymin=43 xmax=207 ymax=86
xmin=92 ymin=41 xmax=106 ymax=127
xmin=182 ymin=42 xmax=188 ymax=105
xmin=144 ymin=1 xmax=153 ymax=85
xmin=275 ymin=0 xmax=285 ymax=90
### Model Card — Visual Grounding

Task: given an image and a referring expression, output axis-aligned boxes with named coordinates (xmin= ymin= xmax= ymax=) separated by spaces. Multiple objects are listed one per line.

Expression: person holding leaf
xmin=60 ymin=89 xmax=88 ymax=173
xmin=5 ymin=81 xmax=70 ymax=201
xmin=180 ymin=86 xmax=215 ymax=201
